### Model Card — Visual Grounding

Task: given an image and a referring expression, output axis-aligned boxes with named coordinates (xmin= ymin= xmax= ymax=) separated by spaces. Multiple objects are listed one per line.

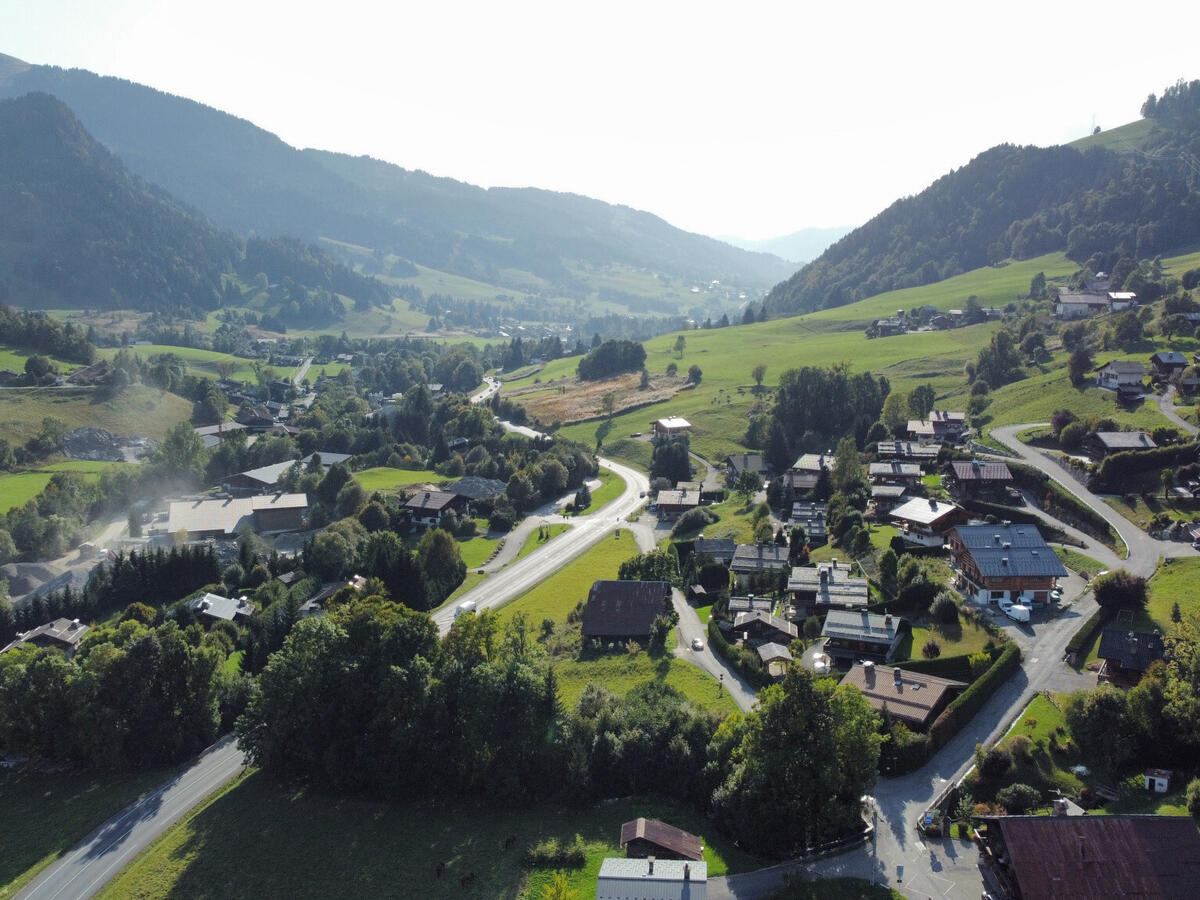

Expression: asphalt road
xmin=670 ymin=588 xmax=758 ymax=712
xmin=1157 ymin=385 xmax=1199 ymax=437
xmin=291 ymin=356 xmax=313 ymax=386
xmin=17 ymin=737 xmax=245 ymax=900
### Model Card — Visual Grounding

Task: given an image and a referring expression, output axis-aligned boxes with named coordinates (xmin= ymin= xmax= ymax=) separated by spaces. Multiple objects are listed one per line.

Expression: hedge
xmin=897 ymin=652 xmax=978 ymax=683
xmin=1096 ymin=442 xmax=1200 ymax=487
xmin=929 ymin=643 xmax=1022 ymax=750
xmin=1065 ymin=605 xmax=1115 ymax=659
xmin=707 ymin=619 xmax=772 ymax=688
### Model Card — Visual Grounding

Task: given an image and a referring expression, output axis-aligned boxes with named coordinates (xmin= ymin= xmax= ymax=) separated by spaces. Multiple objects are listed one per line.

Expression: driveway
xmin=1156 ymin=385 xmax=1199 ymax=437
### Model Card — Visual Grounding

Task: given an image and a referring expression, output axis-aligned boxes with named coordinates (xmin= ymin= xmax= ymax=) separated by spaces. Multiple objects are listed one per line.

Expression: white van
xmin=454 ymin=600 xmax=477 ymax=619
xmin=1005 ymin=604 xmax=1031 ymax=623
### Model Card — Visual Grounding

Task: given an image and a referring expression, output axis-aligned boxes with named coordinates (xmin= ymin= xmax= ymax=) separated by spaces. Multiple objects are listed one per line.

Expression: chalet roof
xmin=984 ymin=815 xmax=1200 ymax=900
xmin=726 ymin=453 xmax=766 ymax=475
xmin=191 ymin=592 xmax=255 ymax=621
xmin=875 ymin=441 xmax=940 ymax=460
xmin=1098 ymin=628 xmax=1166 ymax=672
xmin=597 ymin=858 xmax=707 ymax=896
xmin=730 ymin=543 xmax=790 ymax=572
xmin=727 ymin=596 xmax=774 ymax=614
xmin=822 ymin=609 xmax=902 ymax=645
xmin=657 ymin=489 xmax=700 ymax=508
xmin=580 ymin=580 xmax=670 ymax=639
xmin=791 ymin=453 xmax=831 ymax=473
xmin=229 ymin=452 xmax=351 ymax=489
xmin=1152 ymin=350 xmax=1188 ymax=366
xmin=1094 ymin=430 xmax=1157 ymax=450
xmin=732 ymin=609 xmax=798 ymax=640
xmin=1097 ymin=360 xmax=1147 ymax=375
xmin=619 ymin=818 xmax=704 ymax=861
xmin=869 ymin=461 xmax=922 ymax=478
xmin=2 ymin=617 xmax=89 ymax=654
xmin=757 ymin=642 xmax=794 ymax=664
xmin=1057 ymin=292 xmax=1108 ymax=305
xmin=405 ymin=490 xmax=458 ymax=513
xmin=840 ymin=663 xmax=965 ymax=726
xmin=950 ymin=525 xmax=1068 ymax=578
xmin=889 ymin=497 xmax=962 ymax=526
xmin=692 ymin=538 xmax=736 ymax=561
xmin=950 ymin=459 xmax=1013 ymax=482
xmin=788 ymin=564 xmax=869 ymax=608
xmin=654 ymin=416 xmax=691 ymax=429
xmin=871 ymin=484 xmax=908 ymax=498
xmin=449 ymin=476 xmax=507 ymax=500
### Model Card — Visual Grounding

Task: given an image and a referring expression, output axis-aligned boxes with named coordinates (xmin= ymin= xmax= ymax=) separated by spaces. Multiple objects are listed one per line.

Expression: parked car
xmin=1005 ymin=604 xmax=1031 ymax=623
xmin=998 ymin=597 xmax=1014 ymax=613
xmin=691 ymin=637 xmax=704 ymax=651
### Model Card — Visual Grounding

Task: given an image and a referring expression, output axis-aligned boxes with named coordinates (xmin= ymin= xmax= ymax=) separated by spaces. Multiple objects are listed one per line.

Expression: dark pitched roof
xmin=733 ymin=609 xmax=798 ymax=640
xmin=1152 ymin=350 xmax=1188 ymax=367
xmin=619 ymin=818 xmax=703 ymax=861
xmin=731 ymin=543 xmax=790 ymax=572
xmin=840 ymin=663 xmax=965 ymax=727
xmin=580 ymin=580 xmax=670 ymax=639
xmin=692 ymin=538 xmax=735 ymax=561
xmin=950 ymin=460 xmax=1013 ymax=482
xmin=822 ymin=609 xmax=903 ymax=645
xmin=1098 ymin=628 xmax=1166 ymax=672
xmin=985 ymin=815 xmax=1200 ymax=900
xmin=405 ymin=490 xmax=458 ymax=513
xmin=726 ymin=453 xmax=767 ymax=475
xmin=1094 ymin=430 xmax=1157 ymax=450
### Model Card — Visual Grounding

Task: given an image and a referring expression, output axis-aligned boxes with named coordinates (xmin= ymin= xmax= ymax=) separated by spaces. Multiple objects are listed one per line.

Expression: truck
xmin=454 ymin=600 xmax=477 ymax=619
xmin=1005 ymin=603 xmax=1031 ymax=623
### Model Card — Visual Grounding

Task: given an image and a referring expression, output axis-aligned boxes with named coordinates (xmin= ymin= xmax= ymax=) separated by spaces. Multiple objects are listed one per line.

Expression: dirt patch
xmin=505 ymin=372 xmax=690 ymax=425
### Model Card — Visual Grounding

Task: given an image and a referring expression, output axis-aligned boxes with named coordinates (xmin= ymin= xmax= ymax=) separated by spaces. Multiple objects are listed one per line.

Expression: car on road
xmin=630 ymin=432 xmax=642 ymax=437
xmin=691 ymin=637 xmax=704 ymax=651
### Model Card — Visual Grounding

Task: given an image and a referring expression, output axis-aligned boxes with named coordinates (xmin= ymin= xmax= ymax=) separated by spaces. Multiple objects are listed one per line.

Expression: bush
xmin=996 ymin=782 xmax=1041 ymax=814
xmin=1188 ymin=778 xmax=1200 ymax=820
xmin=672 ymin=506 xmax=719 ymax=536
xmin=1065 ymin=605 xmax=1114 ymax=657
xmin=922 ymin=639 xmax=942 ymax=659
xmin=707 ymin=619 xmax=770 ymax=688
xmin=932 ymin=593 xmax=960 ymax=625
xmin=1008 ymin=734 xmax=1033 ymax=762
xmin=979 ymin=746 xmax=1013 ymax=779
xmin=1093 ymin=569 xmax=1148 ymax=610
xmin=523 ymin=836 xmax=586 ymax=869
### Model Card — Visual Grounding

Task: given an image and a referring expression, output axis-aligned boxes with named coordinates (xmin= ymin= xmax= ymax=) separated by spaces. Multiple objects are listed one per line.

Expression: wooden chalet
xmin=840 ymin=662 xmax=965 ymax=731
xmin=580 ymin=580 xmax=671 ymax=643
xmin=620 ymin=818 xmax=703 ymax=861
xmin=1097 ymin=628 xmax=1165 ymax=686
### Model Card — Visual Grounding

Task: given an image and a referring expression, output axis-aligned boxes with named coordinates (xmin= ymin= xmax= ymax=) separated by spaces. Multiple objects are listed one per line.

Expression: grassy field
xmin=495 ymin=531 xmax=639 ymax=628
xmin=98 ymin=770 xmax=761 ymax=900
xmin=0 ymin=767 xmax=180 ymax=900
xmin=554 ymin=647 xmax=741 ymax=717
xmin=456 ymin=521 xmax=502 ymax=568
xmin=897 ymin=618 xmax=993 ymax=662
xmin=354 ymin=467 xmax=444 ymax=492
xmin=1052 ymin=546 xmax=1108 ymax=579
xmin=96 ymin=344 xmax=261 ymax=382
xmin=0 ymin=384 xmax=192 ymax=447
xmin=581 ymin=467 xmax=623 ymax=512
xmin=1102 ymin=491 xmax=1199 ymax=531
xmin=0 ymin=344 xmax=80 ymax=374
xmin=0 ymin=459 xmax=137 ymax=513
xmin=513 ymin=523 xmax=571 ymax=563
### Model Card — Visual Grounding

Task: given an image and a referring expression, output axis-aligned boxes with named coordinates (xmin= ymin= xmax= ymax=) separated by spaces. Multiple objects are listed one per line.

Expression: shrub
xmin=524 ymin=836 xmax=586 ymax=869
xmin=979 ymin=746 xmax=1013 ymax=779
xmin=1092 ymin=569 xmax=1148 ymax=610
xmin=932 ymin=592 xmax=960 ymax=625
xmin=996 ymin=782 xmax=1041 ymax=814
xmin=1188 ymin=778 xmax=1200 ymax=820
xmin=922 ymin=639 xmax=942 ymax=659
xmin=672 ymin=506 xmax=719 ymax=536
xmin=1008 ymin=734 xmax=1033 ymax=762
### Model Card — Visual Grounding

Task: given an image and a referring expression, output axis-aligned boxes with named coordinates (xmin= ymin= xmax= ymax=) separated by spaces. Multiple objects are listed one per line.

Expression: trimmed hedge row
xmin=898 ymin=652 xmax=979 ymax=683
xmin=1065 ymin=605 xmax=1115 ymax=659
xmin=1097 ymin=442 xmax=1200 ymax=486
xmin=707 ymin=619 xmax=772 ymax=688
xmin=929 ymin=643 xmax=1022 ymax=750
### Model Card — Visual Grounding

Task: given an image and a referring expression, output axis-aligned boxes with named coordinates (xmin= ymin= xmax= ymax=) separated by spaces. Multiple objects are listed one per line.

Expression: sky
xmin=5 ymin=0 xmax=1199 ymax=242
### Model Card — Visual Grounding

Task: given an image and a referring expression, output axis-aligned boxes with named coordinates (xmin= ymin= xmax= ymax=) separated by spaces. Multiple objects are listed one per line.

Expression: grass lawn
xmin=98 ymin=770 xmax=761 ymax=900
xmin=354 ymin=467 xmax=446 ymax=492
xmin=580 ymin=467 xmax=623 ymax=513
xmin=694 ymin=602 xmax=714 ymax=624
xmin=1102 ymin=491 xmax=1198 ymax=531
xmin=1052 ymin=546 xmax=1108 ymax=579
xmin=0 ymin=344 xmax=79 ymax=373
xmin=96 ymin=344 xmax=261 ymax=382
xmin=0 ymin=384 xmax=192 ymax=448
xmin=0 ymin=766 xmax=180 ymax=900
xmin=495 ymin=531 xmax=639 ymax=628
xmin=0 ymin=459 xmax=137 ymax=513
xmin=514 ymin=523 xmax=571 ymax=563
xmin=897 ymin=618 xmax=993 ymax=662
xmin=554 ymin=649 xmax=740 ymax=718
xmin=990 ymin=693 xmax=1087 ymax=799
xmin=1141 ymin=557 xmax=1200 ymax=633
xmin=673 ymin=496 xmax=763 ymax=544
xmin=456 ymin=522 xmax=500 ymax=568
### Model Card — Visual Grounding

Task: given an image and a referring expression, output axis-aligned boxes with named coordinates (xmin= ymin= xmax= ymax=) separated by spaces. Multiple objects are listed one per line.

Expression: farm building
xmin=165 ymin=493 xmax=309 ymax=540
xmin=620 ymin=818 xmax=703 ymax=861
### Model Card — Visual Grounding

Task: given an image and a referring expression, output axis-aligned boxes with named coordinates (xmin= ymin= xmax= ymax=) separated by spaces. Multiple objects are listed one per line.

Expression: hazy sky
xmin=6 ymin=0 xmax=1198 ymax=241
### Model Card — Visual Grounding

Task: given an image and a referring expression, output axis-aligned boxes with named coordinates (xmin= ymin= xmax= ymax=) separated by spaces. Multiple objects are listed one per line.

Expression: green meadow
xmin=0 ymin=459 xmax=137 ymax=513
xmin=0 ymin=384 xmax=192 ymax=447
xmin=96 ymin=344 xmax=262 ymax=382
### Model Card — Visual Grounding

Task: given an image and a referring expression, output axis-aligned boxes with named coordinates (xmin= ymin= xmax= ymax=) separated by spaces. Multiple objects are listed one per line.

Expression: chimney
xmin=893 ymin=667 xmax=903 ymax=687
xmin=1002 ymin=558 xmax=1009 ymax=567
xmin=832 ymin=558 xmax=838 ymax=569
xmin=684 ymin=863 xmax=690 ymax=881
xmin=820 ymin=568 xmax=828 ymax=583
xmin=647 ymin=856 xmax=655 ymax=875
xmin=884 ymin=614 xmax=893 ymax=627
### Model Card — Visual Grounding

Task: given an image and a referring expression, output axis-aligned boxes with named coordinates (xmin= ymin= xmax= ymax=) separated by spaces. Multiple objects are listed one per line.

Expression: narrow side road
xmin=1157 ymin=385 xmax=1199 ymax=437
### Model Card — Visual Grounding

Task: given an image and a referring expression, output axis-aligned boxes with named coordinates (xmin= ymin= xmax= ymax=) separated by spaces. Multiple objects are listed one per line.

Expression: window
xmin=990 ymin=590 xmax=1005 ymax=600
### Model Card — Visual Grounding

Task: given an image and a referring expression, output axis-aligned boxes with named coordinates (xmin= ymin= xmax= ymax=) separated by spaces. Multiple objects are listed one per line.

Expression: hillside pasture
xmin=0 ymin=459 xmax=136 ymax=513
xmin=0 ymin=384 xmax=192 ymax=447
xmin=354 ymin=467 xmax=444 ymax=493
xmin=96 ymin=344 xmax=261 ymax=382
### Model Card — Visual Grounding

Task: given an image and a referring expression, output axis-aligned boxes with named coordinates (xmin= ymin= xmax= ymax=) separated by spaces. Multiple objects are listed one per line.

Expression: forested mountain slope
xmin=0 ymin=92 xmax=390 ymax=320
xmin=0 ymin=55 xmax=792 ymax=302
xmin=764 ymin=78 xmax=1200 ymax=317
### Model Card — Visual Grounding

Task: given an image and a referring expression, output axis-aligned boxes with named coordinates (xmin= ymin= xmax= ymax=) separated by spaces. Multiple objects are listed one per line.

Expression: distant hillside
xmin=0 ymin=92 xmax=391 ymax=322
xmin=0 ymin=55 xmax=792 ymax=307
xmin=764 ymin=78 xmax=1200 ymax=318
xmin=719 ymin=226 xmax=854 ymax=264
xmin=0 ymin=92 xmax=237 ymax=312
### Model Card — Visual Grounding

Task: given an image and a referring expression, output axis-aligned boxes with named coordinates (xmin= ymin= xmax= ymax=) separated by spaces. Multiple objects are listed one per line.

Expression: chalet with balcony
xmin=1096 ymin=360 xmax=1146 ymax=391
xmin=821 ymin=610 xmax=907 ymax=662
xmin=1097 ymin=628 xmax=1166 ymax=686
xmin=730 ymin=543 xmax=791 ymax=587
xmin=840 ymin=662 xmax=965 ymax=731
xmin=947 ymin=459 xmax=1014 ymax=497
xmin=888 ymin=497 xmax=966 ymax=548
xmin=580 ymin=580 xmax=672 ymax=644
xmin=947 ymin=523 xmax=1067 ymax=605
xmin=907 ymin=410 xmax=967 ymax=443
xmin=788 ymin=560 xmax=869 ymax=616
xmin=1150 ymin=350 xmax=1189 ymax=379
xmin=789 ymin=500 xmax=828 ymax=545
xmin=1088 ymin=430 xmax=1157 ymax=459
xmin=1055 ymin=292 xmax=1108 ymax=319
